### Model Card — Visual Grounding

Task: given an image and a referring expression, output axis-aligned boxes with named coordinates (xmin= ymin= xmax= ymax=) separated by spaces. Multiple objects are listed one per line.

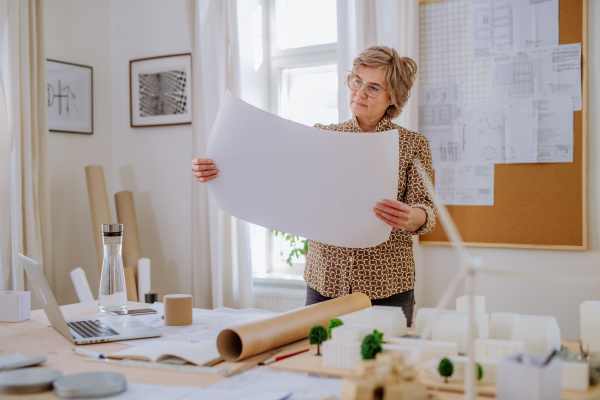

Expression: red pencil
xmin=263 ymin=348 xmax=309 ymax=365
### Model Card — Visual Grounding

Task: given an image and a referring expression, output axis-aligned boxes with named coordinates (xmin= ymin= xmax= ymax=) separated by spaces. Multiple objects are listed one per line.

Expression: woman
xmin=191 ymin=46 xmax=436 ymax=326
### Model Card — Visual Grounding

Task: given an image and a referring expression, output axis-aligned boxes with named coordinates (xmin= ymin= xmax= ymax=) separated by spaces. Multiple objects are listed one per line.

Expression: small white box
xmin=0 ymin=291 xmax=31 ymax=322
xmin=331 ymin=323 xmax=372 ymax=343
xmin=497 ymin=353 xmax=562 ymax=400
xmin=322 ymin=341 xmax=362 ymax=369
xmin=562 ymin=361 xmax=589 ymax=392
xmin=580 ymin=301 xmax=600 ymax=353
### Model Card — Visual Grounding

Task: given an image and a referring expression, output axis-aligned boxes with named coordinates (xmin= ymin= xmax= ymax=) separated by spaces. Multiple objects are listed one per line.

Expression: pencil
xmin=262 ymin=348 xmax=309 ymax=365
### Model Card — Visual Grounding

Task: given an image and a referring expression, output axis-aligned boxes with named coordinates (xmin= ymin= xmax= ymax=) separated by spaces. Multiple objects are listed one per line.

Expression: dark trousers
xmin=305 ymin=286 xmax=416 ymax=327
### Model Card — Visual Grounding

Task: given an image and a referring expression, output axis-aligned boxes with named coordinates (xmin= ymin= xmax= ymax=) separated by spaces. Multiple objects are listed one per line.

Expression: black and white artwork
xmin=130 ymin=54 xmax=192 ymax=127
xmin=46 ymin=60 xmax=93 ymax=134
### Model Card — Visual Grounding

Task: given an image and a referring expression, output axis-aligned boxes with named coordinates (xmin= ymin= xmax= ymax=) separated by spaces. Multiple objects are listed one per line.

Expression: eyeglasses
xmin=347 ymin=76 xmax=388 ymax=98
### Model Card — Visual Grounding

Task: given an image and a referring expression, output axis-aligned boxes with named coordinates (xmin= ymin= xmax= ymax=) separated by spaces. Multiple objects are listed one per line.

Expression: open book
xmin=108 ymin=340 xmax=222 ymax=366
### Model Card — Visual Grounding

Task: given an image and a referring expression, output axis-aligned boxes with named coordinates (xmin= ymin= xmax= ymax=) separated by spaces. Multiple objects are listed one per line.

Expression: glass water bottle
xmin=98 ymin=224 xmax=128 ymax=313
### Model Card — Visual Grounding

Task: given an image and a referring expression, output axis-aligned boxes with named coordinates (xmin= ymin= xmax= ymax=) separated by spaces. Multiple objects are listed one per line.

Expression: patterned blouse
xmin=303 ymin=115 xmax=437 ymax=300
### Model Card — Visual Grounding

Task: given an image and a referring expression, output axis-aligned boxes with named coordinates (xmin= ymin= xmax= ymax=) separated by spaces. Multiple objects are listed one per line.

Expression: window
xmin=250 ymin=0 xmax=338 ymax=277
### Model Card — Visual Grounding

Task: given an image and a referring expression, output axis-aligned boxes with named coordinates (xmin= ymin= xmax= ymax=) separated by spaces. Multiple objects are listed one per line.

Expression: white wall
xmin=110 ymin=0 xmax=195 ymax=300
xmin=45 ymin=0 xmax=114 ymax=305
xmin=418 ymin=1 xmax=600 ymax=340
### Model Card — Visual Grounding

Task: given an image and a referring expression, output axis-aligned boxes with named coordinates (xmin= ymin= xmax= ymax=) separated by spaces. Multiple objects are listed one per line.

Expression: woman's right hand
xmin=191 ymin=158 xmax=219 ymax=183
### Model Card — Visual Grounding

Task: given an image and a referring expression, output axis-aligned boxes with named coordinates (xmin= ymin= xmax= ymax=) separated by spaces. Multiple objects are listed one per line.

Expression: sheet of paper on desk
xmin=205 ymin=91 xmax=399 ymax=249
xmin=435 ymin=162 xmax=495 ymax=206
xmin=119 ymin=303 xmax=276 ymax=347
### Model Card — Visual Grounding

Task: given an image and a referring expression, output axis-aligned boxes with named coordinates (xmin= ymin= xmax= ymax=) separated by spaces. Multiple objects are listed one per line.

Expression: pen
xmin=262 ymin=349 xmax=309 ymax=365
xmin=72 ymin=348 xmax=105 ymax=359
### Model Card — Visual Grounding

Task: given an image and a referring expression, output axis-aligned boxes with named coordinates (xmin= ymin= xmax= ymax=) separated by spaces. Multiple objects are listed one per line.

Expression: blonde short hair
xmin=350 ymin=46 xmax=417 ymax=119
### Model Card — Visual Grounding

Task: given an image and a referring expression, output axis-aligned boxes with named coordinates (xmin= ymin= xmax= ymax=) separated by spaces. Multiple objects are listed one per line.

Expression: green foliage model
xmin=361 ymin=333 xmax=382 ymax=360
xmin=372 ymin=329 xmax=384 ymax=343
xmin=477 ymin=362 xmax=484 ymax=381
xmin=327 ymin=318 xmax=343 ymax=339
xmin=308 ymin=325 xmax=328 ymax=356
xmin=438 ymin=358 xmax=453 ymax=383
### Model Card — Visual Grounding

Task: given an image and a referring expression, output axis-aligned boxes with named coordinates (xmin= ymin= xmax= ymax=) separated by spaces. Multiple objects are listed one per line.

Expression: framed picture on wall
xmin=46 ymin=60 xmax=93 ymax=134
xmin=130 ymin=53 xmax=192 ymax=128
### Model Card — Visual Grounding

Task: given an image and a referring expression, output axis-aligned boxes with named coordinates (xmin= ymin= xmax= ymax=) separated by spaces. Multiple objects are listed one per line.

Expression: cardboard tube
xmin=164 ymin=294 xmax=193 ymax=326
xmin=115 ymin=191 xmax=142 ymax=276
xmin=124 ymin=267 xmax=138 ymax=302
xmin=217 ymin=292 xmax=371 ymax=362
xmin=85 ymin=165 xmax=112 ymax=275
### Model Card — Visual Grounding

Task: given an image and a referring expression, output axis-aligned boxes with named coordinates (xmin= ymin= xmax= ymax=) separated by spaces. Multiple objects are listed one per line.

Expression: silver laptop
xmin=19 ymin=253 xmax=162 ymax=345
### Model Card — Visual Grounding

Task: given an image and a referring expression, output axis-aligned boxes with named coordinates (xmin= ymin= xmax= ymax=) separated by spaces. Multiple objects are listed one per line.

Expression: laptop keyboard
xmin=67 ymin=320 xmax=119 ymax=338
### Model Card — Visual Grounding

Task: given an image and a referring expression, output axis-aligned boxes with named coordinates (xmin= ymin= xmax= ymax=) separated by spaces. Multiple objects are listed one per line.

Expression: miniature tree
xmin=438 ymin=358 xmax=453 ymax=383
xmin=328 ymin=318 xmax=343 ymax=339
xmin=372 ymin=329 xmax=384 ymax=343
xmin=477 ymin=362 xmax=483 ymax=381
xmin=308 ymin=325 xmax=328 ymax=356
xmin=361 ymin=333 xmax=382 ymax=359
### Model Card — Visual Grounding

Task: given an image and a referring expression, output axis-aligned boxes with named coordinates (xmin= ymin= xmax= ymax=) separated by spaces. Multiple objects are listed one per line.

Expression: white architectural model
xmin=386 ymin=337 xmax=458 ymax=362
xmin=414 ymin=308 xmax=436 ymax=339
xmin=562 ymin=361 xmax=590 ymax=392
xmin=323 ymin=323 xmax=372 ymax=370
xmin=431 ymin=311 xmax=490 ymax=354
xmin=415 ymin=307 xmax=489 ymax=345
xmin=474 ymin=339 xmax=524 ymax=360
xmin=339 ymin=306 xmax=407 ymax=339
xmin=490 ymin=312 xmax=520 ymax=340
xmin=380 ymin=344 xmax=421 ymax=366
xmin=426 ymin=356 xmax=497 ymax=384
xmin=580 ymin=300 xmax=600 ymax=352
xmin=456 ymin=295 xmax=486 ymax=315
xmin=510 ymin=315 xmax=561 ymax=356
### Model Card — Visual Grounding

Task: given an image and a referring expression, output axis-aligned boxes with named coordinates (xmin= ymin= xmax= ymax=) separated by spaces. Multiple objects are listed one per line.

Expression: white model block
xmin=474 ymin=339 xmax=525 ymax=360
xmin=562 ymin=361 xmax=589 ymax=392
xmin=426 ymin=356 xmax=497 ymax=384
xmin=456 ymin=295 xmax=486 ymax=315
xmin=432 ymin=312 xmax=482 ymax=354
xmin=497 ymin=353 xmax=562 ymax=400
xmin=381 ymin=344 xmax=421 ymax=366
xmin=490 ymin=312 xmax=520 ymax=340
xmin=331 ymin=323 xmax=373 ymax=343
xmin=386 ymin=337 xmax=458 ymax=362
xmin=0 ymin=291 xmax=31 ymax=322
xmin=510 ymin=315 xmax=561 ymax=356
xmin=580 ymin=301 xmax=600 ymax=353
xmin=322 ymin=340 xmax=362 ymax=369
xmin=477 ymin=313 xmax=490 ymax=339
xmin=414 ymin=308 xmax=436 ymax=339
xmin=338 ymin=306 xmax=407 ymax=339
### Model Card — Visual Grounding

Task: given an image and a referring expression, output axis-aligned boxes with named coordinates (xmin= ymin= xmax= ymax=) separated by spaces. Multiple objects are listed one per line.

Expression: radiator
xmin=253 ymin=287 xmax=306 ymax=313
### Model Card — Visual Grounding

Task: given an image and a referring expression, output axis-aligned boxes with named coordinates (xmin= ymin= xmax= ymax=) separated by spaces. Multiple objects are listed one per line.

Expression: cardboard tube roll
xmin=85 ymin=165 xmax=112 ymax=275
xmin=124 ymin=267 xmax=138 ymax=302
xmin=217 ymin=292 xmax=371 ymax=362
xmin=115 ymin=191 xmax=142 ymax=276
xmin=164 ymin=294 xmax=193 ymax=326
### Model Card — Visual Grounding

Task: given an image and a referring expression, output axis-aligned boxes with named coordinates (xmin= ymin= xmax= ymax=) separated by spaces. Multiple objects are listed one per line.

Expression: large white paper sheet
xmin=513 ymin=0 xmax=558 ymax=50
xmin=505 ymin=96 xmax=574 ymax=164
xmin=462 ymin=101 xmax=506 ymax=164
xmin=419 ymin=83 xmax=464 ymax=168
xmin=491 ymin=44 xmax=582 ymax=111
xmin=205 ymin=91 xmax=399 ymax=249
xmin=435 ymin=162 xmax=495 ymax=206
xmin=469 ymin=0 xmax=514 ymax=59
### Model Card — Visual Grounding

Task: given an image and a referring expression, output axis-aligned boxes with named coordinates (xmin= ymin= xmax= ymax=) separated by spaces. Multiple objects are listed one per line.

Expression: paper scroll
xmin=124 ymin=267 xmax=138 ymax=302
xmin=85 ymin=165 xmax=112 ymax=275
xmin=217 ymin=293 xmax=371 ymax=362
xmin=115 ymin=191 xmax=142 ymax=276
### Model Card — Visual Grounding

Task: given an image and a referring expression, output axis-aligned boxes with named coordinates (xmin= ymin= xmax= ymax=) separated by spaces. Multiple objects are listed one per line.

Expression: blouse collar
xmin=350 ymin=114 xmax=393 ymax=132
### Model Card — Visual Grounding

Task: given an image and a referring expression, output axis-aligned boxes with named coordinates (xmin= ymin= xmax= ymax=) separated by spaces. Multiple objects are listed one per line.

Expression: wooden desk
xmin=1 ymin=302 xmax=597 ymax=400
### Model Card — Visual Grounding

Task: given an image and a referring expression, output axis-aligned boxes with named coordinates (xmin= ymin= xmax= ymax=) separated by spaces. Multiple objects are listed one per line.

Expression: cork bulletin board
xmin=418 ymin=0 xmax=588 ymax=250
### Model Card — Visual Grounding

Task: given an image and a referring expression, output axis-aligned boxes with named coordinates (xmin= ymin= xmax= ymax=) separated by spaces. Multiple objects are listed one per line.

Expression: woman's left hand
xmin=374 ymin=199 xmax=412 ymax=230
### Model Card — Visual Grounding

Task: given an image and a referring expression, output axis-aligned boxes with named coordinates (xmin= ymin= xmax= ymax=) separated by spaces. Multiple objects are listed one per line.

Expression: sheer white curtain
xmin=337 ymin=0 xmax=420 ymax=131
xmin=189 ymin=0 xmax=254 ymax=309
xmin=0 ymin=0 xmax=54 ymax=296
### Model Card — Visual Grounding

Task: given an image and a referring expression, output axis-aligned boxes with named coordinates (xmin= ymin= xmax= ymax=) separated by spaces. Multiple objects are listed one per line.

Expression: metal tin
xmin=0 ymin=368 xmax=62 ymax=394
xmin=53 ymin=372 xmax=127 ymax=398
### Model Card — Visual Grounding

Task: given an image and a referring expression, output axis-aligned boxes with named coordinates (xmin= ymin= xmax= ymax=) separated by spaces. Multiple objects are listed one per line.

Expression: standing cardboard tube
xmin=217 ymin=292 xmax=371 ymax=361
xmin=164 ymin=294 xmax=193 ymax=326
xmin=85 ymin=166 xmax=112 ymax=275
xmin=123 ymin=267 xmax=138 ymax=302
xmin=115 ymin=191 xmax=142 ymax=277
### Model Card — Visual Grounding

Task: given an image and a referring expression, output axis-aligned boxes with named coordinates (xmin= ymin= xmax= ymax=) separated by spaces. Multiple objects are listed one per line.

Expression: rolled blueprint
xmin=69 ymin=268 xmax=95 ymax=303
xmin=217 ymin=292 xmax=371 ymax=361
xmin=124 ymin=267 xmax=138 ymax=302
xmin=137 ymin=258 xmax=151 ymax=302
xmin=85 ymin=165 xmax=112 ymax=275
xmin=115 ymin=191 xmax=142 ymax=276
